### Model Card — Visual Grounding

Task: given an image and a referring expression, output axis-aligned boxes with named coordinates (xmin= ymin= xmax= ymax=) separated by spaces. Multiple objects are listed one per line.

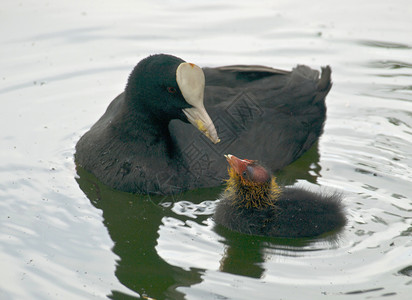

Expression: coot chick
xmin=214 ymin=155 xmax=346 ymax=238
xmin=75 ymin=54 xmax=332 ymax=194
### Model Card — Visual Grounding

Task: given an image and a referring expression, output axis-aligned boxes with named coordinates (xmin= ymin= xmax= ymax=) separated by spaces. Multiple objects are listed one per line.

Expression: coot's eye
xmin=242 ymin=171 xmax=247 ymax=177
xmin=167 ymin=87 xmax=177 ymax=94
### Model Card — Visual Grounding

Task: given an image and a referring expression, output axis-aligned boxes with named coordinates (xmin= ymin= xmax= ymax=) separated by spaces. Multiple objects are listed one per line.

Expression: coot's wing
xmin=169 ymin=64 xmax=331 ymax=189
xmin=75 ymin=92 xmax=126 ymax=171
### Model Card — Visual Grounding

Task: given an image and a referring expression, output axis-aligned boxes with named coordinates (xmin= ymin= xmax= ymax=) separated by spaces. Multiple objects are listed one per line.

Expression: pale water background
xmin=1 ymin=0 xmax=411 ymax=299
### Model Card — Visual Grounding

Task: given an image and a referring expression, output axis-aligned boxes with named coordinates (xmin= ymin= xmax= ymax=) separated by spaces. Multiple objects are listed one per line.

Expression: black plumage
xmin=75 ymin=54 xmax=331 ymax=194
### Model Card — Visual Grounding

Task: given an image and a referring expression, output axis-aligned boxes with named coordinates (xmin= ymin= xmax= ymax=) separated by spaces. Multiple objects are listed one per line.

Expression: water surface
xmin=1 ymin=0 xmax=411 ymax=299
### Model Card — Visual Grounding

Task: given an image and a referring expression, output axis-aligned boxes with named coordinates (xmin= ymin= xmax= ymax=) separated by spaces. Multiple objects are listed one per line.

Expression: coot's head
xmin=224 ymin=154 xmax=280 ymax=209
xmin=125 ymin=54 xmax=219 ymax=143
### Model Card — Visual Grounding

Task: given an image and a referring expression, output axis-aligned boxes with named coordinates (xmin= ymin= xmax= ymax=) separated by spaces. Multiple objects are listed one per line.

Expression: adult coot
xmin=214 ymin=154 xmax=346 ymax=237
xmin=75 ymin=54 xmax=332 ymax=194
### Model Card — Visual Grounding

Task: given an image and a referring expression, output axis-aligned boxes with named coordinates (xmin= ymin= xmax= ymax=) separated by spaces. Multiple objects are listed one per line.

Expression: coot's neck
xmin=111 ymin=95 xmax=177 ymax=158
xmin=225 ymin=168 xmax=281 ymax=209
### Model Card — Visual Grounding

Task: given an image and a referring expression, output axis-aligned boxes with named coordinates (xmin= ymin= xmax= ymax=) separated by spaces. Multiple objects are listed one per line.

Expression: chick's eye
xmin=242 ymin=171 xmax=247 ymax=177
xmin=167 ymin=86 xmax=177 ymax=94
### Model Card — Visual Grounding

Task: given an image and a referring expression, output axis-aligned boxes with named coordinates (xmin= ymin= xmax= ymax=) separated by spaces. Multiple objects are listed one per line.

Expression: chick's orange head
xmin=224 ymin=154 xmax=270 ymax=184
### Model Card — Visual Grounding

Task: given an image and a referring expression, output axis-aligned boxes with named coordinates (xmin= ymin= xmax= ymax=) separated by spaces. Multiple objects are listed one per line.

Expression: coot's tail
xmin=316 ymin=66 xmax=332 ymax=102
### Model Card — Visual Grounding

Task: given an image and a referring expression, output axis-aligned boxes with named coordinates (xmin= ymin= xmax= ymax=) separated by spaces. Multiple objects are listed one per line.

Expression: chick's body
xmin=214 ymin=155 xmax=346 ymax=238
